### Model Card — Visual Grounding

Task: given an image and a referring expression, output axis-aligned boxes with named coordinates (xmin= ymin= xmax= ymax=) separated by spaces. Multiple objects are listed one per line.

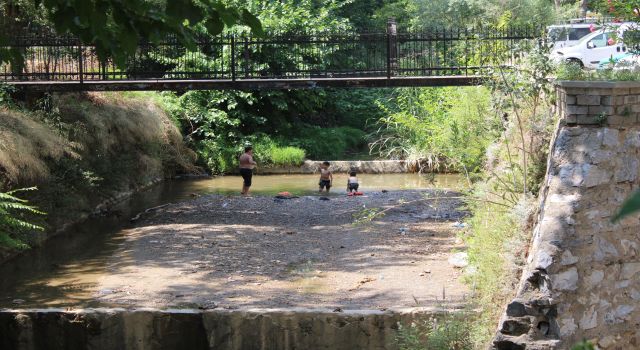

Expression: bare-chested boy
xmin=239 ymin=146 xmax=257 ymax=196
xmin=318 ymin=161 xmax=333 ymax=193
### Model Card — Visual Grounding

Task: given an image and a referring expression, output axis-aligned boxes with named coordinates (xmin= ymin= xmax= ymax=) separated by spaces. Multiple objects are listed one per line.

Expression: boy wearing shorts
xmin=239 ymin=146 xmax=257 ymax=196
xmin=318 ymin=161 xmax=333 ymax=193
xmin=347 ymin=170 xmax=359 ymax=193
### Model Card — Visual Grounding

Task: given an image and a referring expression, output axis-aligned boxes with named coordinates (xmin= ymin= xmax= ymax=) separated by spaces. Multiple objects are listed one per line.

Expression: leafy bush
xmin=194 ymin=134 xmax=306 ymax=173
xmin=291 ymin=126 xmax=367 ymax=160
xmin=370 ymin=86 xmax=495 ymax=173
xmin=0 ymin=187 xmax=44 ymax=250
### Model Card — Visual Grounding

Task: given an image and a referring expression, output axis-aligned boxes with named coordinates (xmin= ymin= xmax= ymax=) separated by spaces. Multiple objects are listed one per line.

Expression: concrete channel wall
xmin=0 ymin=307 xmax=445 ymax=350
xmin=252 ymin=160 xmax=416 ymax=174
xmin=493 ymin=81 xmax=640 ymax=349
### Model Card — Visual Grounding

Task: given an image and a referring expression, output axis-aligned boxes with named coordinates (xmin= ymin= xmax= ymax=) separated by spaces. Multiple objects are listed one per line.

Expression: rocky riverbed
xmin=89 ymin=189 xmax=470 ymax=310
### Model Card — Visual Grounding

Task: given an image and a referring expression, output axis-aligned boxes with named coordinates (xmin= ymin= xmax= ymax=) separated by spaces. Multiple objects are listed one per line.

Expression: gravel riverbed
xmin=95 ymin=189 xmax=470 ymax=309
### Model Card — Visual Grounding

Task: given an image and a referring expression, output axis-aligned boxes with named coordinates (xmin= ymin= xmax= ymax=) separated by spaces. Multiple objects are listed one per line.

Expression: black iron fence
xmin=0 ymin=23 xmax=542 ymax=83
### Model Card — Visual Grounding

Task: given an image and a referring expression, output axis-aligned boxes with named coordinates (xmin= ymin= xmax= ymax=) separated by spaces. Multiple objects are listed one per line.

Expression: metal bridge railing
xmin=0 ymin=22 xmax=542 ymax=84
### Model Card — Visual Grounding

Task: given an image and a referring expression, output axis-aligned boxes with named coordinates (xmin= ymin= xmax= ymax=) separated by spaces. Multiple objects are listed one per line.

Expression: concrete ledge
xmin=246 ymin=160 xmax=417 ymax=175
xmin=0 ymin=307 xmax=458 ymax=350
xmin=556 ymin=80 xmax=640 ymax=89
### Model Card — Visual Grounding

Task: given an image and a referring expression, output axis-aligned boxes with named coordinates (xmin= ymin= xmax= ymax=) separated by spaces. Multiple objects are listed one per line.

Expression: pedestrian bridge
xmin=1 ymin=23 xmax=540 ymax=91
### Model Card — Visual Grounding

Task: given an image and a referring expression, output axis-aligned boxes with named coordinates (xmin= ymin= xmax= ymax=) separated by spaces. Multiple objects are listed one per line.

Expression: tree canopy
xmin=0 ymin=0 xmax=263 ymax=67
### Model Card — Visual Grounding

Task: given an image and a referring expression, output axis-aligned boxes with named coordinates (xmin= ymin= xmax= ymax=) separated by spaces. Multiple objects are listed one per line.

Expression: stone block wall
xmin=0 ymin=307 xmax=442 ymax=350
xmin=493 ymin=81 xmax=640 ymax=350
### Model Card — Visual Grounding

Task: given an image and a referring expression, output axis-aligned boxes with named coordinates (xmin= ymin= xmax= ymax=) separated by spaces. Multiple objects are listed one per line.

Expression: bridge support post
xmin=386 ymin=18 xmax=398 ymax=79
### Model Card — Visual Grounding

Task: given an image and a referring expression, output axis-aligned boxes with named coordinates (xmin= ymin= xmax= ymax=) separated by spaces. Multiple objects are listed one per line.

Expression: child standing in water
xmin=347 ymin=170 xmax=359 ymax=193
xmin=318 ymin=161 xmax=333 ymax=193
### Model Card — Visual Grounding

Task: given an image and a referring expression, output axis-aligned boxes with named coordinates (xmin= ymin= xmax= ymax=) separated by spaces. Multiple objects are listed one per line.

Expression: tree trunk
xmin=580 ymin=0 xmax=589 ymax=17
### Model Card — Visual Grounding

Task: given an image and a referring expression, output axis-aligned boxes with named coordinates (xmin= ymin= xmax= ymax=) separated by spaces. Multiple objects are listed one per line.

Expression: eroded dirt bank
xmin=95 ymin=189 xmax=469 ymax=309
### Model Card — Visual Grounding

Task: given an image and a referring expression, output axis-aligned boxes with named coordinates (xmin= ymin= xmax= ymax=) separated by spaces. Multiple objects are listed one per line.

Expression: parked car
xmin=547 ymin=23 xmax=596 ymax=51
xmin=550 ymin=23 xmax=638 ymax=69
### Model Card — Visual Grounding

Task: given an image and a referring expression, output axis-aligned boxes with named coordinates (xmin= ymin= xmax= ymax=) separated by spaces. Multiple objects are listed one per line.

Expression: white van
xmin=550 ymin=23 xmax=637 ymax=69
xmin=547 ymin=24 xmax=595 ymax=51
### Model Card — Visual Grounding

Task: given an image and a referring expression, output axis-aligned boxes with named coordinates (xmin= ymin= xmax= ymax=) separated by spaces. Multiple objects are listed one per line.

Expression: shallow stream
xmin=0 ymin=173 xmax=465 ymax=308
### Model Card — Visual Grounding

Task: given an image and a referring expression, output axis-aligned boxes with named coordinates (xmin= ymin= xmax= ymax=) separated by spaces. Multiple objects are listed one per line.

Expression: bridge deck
xmin=7 ymin=76 xmax=482 ymax=91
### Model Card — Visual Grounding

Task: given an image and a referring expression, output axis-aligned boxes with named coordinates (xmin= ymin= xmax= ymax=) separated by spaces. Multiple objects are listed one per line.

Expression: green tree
xmin=0 ymin=0 xmax=263 ymax=68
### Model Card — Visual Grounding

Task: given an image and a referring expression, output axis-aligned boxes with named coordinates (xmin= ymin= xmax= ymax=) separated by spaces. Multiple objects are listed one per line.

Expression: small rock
xmin=599 ymin=335 xmax=616 ymax=348
xmin=339 ymin=245 xmax=345 ymax=249
xmin=448 ymin=252 xmax=468 ymax=268
xmin=12 ymin=299 xmax=25 ymax=305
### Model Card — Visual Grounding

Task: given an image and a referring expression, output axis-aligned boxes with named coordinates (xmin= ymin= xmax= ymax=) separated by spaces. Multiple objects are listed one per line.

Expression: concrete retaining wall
xmin=492 ymin=81 xmax=640 ymax=349
xmin=253 ymin=160 xmax=415 ymax=174
xmin=0 ymin=307 xmax=444 ymax=350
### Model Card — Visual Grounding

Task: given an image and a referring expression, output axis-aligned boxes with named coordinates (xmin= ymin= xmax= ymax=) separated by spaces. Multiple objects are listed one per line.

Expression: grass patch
xmin=0 ymin=92 xmax=196 ymax=251
xmin=268 ymin=146 xmax=305 ymax=166
xmin=463 ymin=198 xmax=530 ymax=345
xmin=396 ymin=312 xmax=473 ymax=350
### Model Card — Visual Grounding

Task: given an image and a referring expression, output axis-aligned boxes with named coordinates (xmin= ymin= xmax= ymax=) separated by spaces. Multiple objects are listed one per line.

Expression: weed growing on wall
xmin=462 ymin=43 xmax=556 ymax=347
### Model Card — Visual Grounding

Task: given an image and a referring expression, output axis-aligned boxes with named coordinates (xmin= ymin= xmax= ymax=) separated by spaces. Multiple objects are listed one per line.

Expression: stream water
xmin=0 ymin=173 xmax=465 ymax=308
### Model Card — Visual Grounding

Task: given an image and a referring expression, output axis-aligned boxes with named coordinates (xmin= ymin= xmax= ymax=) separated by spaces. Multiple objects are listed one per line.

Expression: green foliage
xmin=571 ymin=340 xmax=596 ymax=350
xmin=487 ymin=42 xmax=556 ymax=196
xmin=396 ymin=313 xmax=473 ymax=350
xmin=0 ymin=0 xmax=263 ymax=68
xmin=0 ymin=83 xmax=16 ymax=107
xmin=463 ymin=199 xmax=526 ymax=345
xmin=556 ymin=62 xmax=640 ymax=81
xmin=595 ymin=0 xmax=640 ymax=47
xmin=292 ymin=126 xmax=367 ymax=160
xmin=0 ymin=187 xmax=44 ymax=250
xmin=460 ymin=44 xmax=556 ymax=347
xmin=268 ymin=146 xmax=305 ymax=167
xmin=356 ymin=0 xmax=558 ymax=30
xmin=371 ymin=86 xmax=494 ymax=173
